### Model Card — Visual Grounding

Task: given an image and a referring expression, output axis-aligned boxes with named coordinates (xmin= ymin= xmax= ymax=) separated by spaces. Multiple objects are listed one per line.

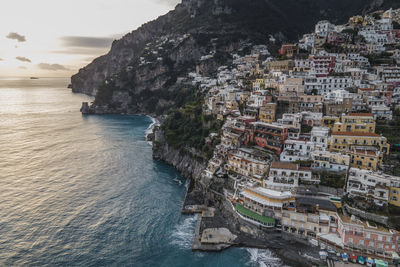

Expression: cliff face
xmin=71 ymin=0 xmax=400 ymax=113
xmin=152 ymin=129 xmax=206 ymax=179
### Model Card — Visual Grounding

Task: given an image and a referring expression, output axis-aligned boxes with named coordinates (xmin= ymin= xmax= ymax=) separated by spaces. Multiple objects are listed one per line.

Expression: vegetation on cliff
xmin=162 ymin=98 xmax=222 ymax=160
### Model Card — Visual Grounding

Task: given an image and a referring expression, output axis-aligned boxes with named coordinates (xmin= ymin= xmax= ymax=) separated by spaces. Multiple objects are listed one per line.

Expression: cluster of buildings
xmin=193 ymin=8 xmax=400 ymax=261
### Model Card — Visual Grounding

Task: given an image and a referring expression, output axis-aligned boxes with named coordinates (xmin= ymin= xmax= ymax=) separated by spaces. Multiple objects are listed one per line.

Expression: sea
xmin=0 ymin=77 xmax=286 ymax=267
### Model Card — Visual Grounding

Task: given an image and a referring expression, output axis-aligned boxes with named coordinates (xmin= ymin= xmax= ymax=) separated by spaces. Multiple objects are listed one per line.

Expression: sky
xmin=0 ymin=0 xmax=181 ymax=77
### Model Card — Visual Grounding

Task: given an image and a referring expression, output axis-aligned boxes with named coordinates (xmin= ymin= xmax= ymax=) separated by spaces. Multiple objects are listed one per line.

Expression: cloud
xmin=38 ymin=63 xmax=69 ymax=71
xmin=6 ymin=32 xmax=26 ymax=42
xmin=16 ymin=56 xmax=31 ymax=63
xmin=60 ymin=36 xmax=114 ymax=48
xmin=51 ymin=47 xmax=109 ymax=56
xmin=18 ymin=66 xmax=27 ymax=69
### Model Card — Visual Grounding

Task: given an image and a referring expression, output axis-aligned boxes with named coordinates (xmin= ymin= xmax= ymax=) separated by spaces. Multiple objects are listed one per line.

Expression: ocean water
xmin=0 ymin=77 xmax=285 ymax=267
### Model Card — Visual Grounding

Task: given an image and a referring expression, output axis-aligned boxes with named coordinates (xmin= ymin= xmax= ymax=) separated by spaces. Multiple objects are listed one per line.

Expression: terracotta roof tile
xmin=348 ymin=113 xmax=373 ymax=117
xmin=270 ymin=162 xmax=298 ymax=170
xmin=331 ymin=132 xmax=380 ymax=137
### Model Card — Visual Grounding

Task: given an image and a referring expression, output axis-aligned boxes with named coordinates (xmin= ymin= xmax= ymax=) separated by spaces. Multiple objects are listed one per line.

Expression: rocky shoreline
xmin=77 ymin=107 xmax=323 ymax=266
xmin=149 ymin=128 xmax=323 ymax=267
xmin=80 ymin=104 xmax=324 ymax=266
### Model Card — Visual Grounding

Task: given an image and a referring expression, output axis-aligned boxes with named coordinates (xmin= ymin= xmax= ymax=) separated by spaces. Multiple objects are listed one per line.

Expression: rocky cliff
xmin=152 ymin=129 xmax=207 ymax=180
xmin=71 ymin=0 xmax=400 ymax=115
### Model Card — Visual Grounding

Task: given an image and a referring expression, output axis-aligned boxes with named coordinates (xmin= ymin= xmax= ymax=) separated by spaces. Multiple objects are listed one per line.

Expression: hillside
xmin=71 ymin=0 xmax=400 ymax=114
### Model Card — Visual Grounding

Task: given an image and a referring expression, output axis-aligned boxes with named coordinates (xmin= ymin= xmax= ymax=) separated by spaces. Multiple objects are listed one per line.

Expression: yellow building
xmin=240 ymin=92 xmax=250 ymax=104
xmin=328 ymin=132 xmax=390 ymax=155
xmin=321 ymin=116 xmax=340 ymax=129
xmin=252 ymin=79 xmax=265 ymax=90
xmin=349 ymin=15 xmax=365 ymax=26
xmin=332 ymin=113 xmax=376 ymax=133
xmin=255 ymin=78 xmax=265 ymax=85
xmin=239 ymin=186 xmax=295 ymax=212
xmin=266 ymin=60 xmax=294 ymax=72
xmin=280 ymin=204 xmax=337 ymax=238
xmin=259 ymin=103 xmax=277 ymax=123
xmin=389 ymin=186 xmax=400 ymax=207
xmin=225 ymin=100 xmax=238 ymax=111
xmin=346 ymin=148 xmax=381 ymax=171
xmin=225 ymin=148 xmax=269 ymax=181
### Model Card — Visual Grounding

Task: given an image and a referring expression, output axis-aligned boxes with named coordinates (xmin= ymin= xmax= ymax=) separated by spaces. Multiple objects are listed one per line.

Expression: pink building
xmin=336 ymin=212 xmax=400 ymax=258
xmin=279 ymin=77 xmax=305 ymax=96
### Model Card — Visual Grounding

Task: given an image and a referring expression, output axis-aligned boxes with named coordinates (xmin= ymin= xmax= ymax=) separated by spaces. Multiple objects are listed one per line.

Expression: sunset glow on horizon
xmin=0 ymin=0 xmax=180 ymax=77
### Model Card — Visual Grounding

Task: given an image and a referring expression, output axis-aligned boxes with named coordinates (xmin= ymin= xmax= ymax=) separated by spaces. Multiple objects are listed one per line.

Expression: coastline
xmin=78 ymin=108 xmax=324 ymax=266
xmin=144 ymin=118 xmax=322 ymax=267
xmin=145 ymin=115 xmax=160 ymax=144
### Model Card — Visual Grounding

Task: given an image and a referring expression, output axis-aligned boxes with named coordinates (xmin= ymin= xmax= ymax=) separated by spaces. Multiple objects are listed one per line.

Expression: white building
xmin=347 ymin=168 xmax=400 ymax=205
xmin=266 ymin=162 xmax=314 ymax=191
xmin=299 ymin=34 xmax=315 ymax=50
xmin=371 ymin=105 xmax=393 ymax=120
xmin=375 ymin=18 xmax=393 ymax=31
xmin=277 ymin=113 xmax=302 ymax=139
xmin=294 ymin=58 xmax=311 ymax=71
xmin=324 ymin=89 xmax=360 ymax=103
xmin=315 ymin=20 xmax=335 ymax=37
xmin=305 ymin=76 xmax=353 ymax=95
xmin=280 ymin=139 xmax=315 ymax=162
xmin=311 ymin=150 xmax=350 ymax=172
xmin=376 ymin=66 xmax=400 ymax=83
xmin=311 ymin=127 xmax=330 ymax=150
xmin=346 ymin=53 xmax=369 ymax=66
xmin=247 ymin=93 xmax=266 ymax=108
xmin=359 ymin=30 xmax=388 ymax=51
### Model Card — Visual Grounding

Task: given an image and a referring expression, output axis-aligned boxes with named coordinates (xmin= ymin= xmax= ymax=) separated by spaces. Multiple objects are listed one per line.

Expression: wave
xmin=145 ymin=116 xmax=160 ymax=145
xmin=246 ymin=248 xmax=288 ymax=267
xmin=170 ymin=215 xmax=198 ymax=249
xmin=173 ymin=175 xmax=183 ymax=186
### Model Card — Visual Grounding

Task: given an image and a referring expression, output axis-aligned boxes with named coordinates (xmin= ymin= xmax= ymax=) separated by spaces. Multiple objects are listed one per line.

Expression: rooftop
xmin=331 ymin=132 xmax=380 ymax=137
xmin=337 ymin=212 xmax=390 ymax=233
xmin=271 ymin=161 xmax=298 ymax=170
xmin=296 ymin=197 xmax=337 ymax=212
xmin=246 ymin=186 xmax=293 ymax=199
xmin=353 ymin=150 xmax=377 ymax=156
xmin=236 ymin=203 xmax=275 ymax=224
xmin=348 ymin=113 xmax=373 ymax=117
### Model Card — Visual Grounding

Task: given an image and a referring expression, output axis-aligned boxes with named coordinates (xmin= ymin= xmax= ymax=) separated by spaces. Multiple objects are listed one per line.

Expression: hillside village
xmin=175 ymin=8 xmax=400 ymax=264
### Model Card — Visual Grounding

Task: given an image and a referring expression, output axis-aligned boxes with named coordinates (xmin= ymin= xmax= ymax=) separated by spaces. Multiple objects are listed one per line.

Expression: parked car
xmin=350 ymin=254 xmax=357 ymax=263
xmin=366 ymin=257 xmax=374 ymax=267
xmin=357 ymin=255 xmax=366 ymax=265
xmin=374 ymin=259 xmax=388 ymax=267
xmin=319 ymin=251 xmax=328 ymax=261
xmin=341 ymin=252 xmax=349 ymax=263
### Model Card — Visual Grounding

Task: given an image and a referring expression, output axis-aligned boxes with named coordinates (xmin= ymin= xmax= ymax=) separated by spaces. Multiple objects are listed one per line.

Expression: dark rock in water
xmin=146 ymin=133 xmax=154 ymax=142
xmin=80 ymin=102 xmax=90 ymax=114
